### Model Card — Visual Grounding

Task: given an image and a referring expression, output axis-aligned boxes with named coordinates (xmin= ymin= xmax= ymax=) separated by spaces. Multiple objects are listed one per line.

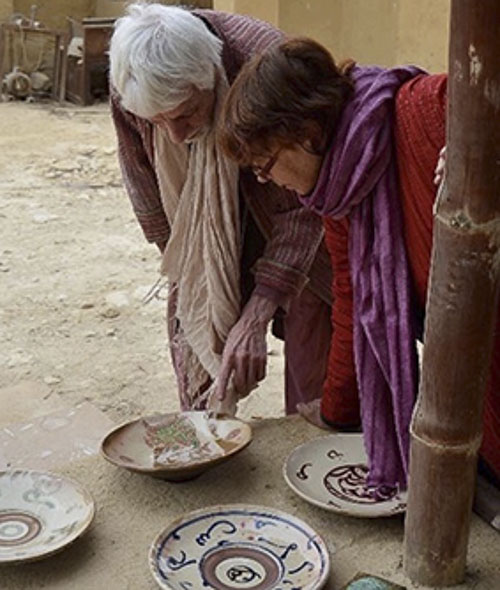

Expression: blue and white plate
xmin=149 ymin=504 xmax=330 ymax=589
xmin=283 ymin=433 xmax=407 ymax=518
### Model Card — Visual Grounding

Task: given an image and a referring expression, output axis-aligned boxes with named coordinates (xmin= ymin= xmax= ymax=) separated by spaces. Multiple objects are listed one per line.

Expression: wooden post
xmin=52 ymin=33 xmax=62 ymax=101
xmin=58 ymin=33 xmax=69 ymax=104
xmin=0 ymin=24 xmax=6 ymax=93
xmin=404 ymin=0 xmax=500 ymax=586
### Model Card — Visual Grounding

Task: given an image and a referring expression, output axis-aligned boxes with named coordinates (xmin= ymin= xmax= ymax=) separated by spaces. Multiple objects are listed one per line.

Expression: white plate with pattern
xmin=149 ymin=504 xmax=330 ymax=589
xmin=283 ymin=434 xmax=407 ymax=518
xmin=0 ymin=469 xmax=95 ymax=564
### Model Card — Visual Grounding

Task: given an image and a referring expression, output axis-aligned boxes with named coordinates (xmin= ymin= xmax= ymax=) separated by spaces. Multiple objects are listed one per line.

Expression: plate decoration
xmin=149 ymin=504 xmax=330 ymax=589
xmin=0 ymin=469 xmax=95 ymax=564
xmin=101 ymin=411 xmax=252 ymax=481
xmin=283 ymin=434 xmax=407 ymax=518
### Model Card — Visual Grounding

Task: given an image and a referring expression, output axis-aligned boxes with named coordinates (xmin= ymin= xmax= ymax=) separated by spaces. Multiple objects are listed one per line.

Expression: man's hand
xmin=215 ymin=294 xmax=278 ymax=404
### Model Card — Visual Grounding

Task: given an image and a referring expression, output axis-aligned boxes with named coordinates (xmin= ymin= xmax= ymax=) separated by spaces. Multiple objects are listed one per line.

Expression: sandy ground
xmin=0 ymin=99 xmax=286 ymax=425
xmin=1 ymin=100 xmax=499 ymax=590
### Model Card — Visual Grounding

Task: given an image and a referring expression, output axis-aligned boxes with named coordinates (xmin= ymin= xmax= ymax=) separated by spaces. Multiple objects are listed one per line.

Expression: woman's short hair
xmin=109 ymin=3 xmax=223 ymax=118
xmin=219 ymin=37 xmax=354 ymax=165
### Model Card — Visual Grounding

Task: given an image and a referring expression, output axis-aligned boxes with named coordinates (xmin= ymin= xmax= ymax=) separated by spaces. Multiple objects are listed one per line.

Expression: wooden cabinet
xmin=64 ymin=17 xmax=115 ymax=105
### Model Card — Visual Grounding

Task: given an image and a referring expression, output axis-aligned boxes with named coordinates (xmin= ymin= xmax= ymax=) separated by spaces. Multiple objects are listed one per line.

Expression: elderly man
xmin=108 ymin=3 xmax=332 ymax=414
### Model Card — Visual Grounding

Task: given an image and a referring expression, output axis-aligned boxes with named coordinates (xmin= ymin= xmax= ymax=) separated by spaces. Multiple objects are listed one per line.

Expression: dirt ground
xmin=2 ymin=99 xmax=500 ymax=590
xmin=0 ymin=99 xmax=286 ymax=425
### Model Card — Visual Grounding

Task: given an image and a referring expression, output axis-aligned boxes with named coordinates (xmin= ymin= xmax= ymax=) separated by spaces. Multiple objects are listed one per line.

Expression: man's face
xmin=149 ymin=87 xmax=215 ymax=144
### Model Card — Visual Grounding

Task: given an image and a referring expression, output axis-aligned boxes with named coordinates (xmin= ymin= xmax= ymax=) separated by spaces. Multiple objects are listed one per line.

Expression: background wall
xmin=216 ymin=0 xmax=278 ymax=28
xmin=0 ymin=1 xmax=213 ymax=28
xmin=94 ymin=0 xmax=213 ymax=19
xmin=0 ymin=0 xmax=13 ymax=22
xmin=278 ymin=0 xmax=399 ymax=68
xmin=12 ymin=0 xmax=94 ymax=29
xmin=214 ymin=0 xmax=450 ymax=73
xmin=395 ymin=1 xmax=449 ymax=71
xmin=0 ymin=0 xmax=449 ymax=73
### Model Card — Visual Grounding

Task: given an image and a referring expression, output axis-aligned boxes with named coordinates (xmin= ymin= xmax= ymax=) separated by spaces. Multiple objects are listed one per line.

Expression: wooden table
xmin=64 ymin=17 xmax=115 ymax=106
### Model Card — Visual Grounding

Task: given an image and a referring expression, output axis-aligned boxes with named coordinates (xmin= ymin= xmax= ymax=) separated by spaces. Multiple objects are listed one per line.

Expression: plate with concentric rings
xmin=283 ymin=434 xmax=407 ymax=518
xmin=149 ymin=504 xmax=330 ymax=589
xmin=0 ymin=469 xmax=95 ymax=564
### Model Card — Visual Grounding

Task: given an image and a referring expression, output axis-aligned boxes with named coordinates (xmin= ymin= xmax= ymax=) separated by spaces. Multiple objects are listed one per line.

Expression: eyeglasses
xmin=251 ymin=149 xmax=281 ymax=180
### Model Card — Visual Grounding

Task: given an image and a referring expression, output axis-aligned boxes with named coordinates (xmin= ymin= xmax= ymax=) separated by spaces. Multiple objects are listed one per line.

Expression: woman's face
xmin=250 ymin=143 xmax=323 ymax=195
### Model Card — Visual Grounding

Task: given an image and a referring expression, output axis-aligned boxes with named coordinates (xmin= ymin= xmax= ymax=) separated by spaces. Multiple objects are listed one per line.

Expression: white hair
xmin=109 ymin=3 xmax=223 ymax=118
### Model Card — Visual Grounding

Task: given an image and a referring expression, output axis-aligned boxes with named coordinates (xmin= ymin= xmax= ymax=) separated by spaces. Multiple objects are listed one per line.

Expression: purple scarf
xmin=303 ymin=65 xmax=424 ymax=491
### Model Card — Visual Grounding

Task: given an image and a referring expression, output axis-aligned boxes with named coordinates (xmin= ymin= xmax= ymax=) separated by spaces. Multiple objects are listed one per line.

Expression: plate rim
xmin=148 ymin=502 xmax=330 ymax=590
xmin=282 ymin=433 xmax=407 ymax=519
xmin=0 ymin=468 xmax=95 ymax=564
xmin=100 ymin=411 xmax=253 ymax=475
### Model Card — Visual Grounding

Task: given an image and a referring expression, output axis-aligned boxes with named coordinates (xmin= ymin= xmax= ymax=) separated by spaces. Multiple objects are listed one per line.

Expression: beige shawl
xmin=154 ymin=71 xmax=240 ymax=412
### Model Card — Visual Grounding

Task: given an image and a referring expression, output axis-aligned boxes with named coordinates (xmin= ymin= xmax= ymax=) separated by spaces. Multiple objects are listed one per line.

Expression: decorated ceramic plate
xmin=283 ymin=434 xmax=407 ymax=518
xmin=149 ymin=504 xmax=330 ymax=590
xmin=0 ymin=469 xmax=95 ymax=564
xmin=101 ymin=412 xmax=252 ymax=481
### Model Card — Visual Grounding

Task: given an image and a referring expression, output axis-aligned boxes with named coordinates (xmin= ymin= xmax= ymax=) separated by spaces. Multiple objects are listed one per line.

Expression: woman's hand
xmin=434 ymin=145 xmax=447 ymax=186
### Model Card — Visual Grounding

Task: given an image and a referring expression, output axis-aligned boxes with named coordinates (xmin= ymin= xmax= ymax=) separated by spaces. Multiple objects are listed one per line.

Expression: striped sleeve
xmin=110 ymin=90 xmax=170 ymax=246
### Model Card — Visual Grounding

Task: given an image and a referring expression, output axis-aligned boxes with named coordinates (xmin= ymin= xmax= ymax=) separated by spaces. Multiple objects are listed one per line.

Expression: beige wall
xmin=396 ymin=0 xmax=449 ymax=72
xmin=94 ymin=1 xmax=213 ymax=19
xmin=13 ymin=1 xmax=94 ymax=29
xmin=215 ymin=0 xmax=450 ymax=73
xmin=0 ymin=0 xmax=14 ymax=22
xmin=5 ymin=1 xmax=213 ymax=27
xmin=216 ymin=0 xmax=278 ymax=27
xmin=3 ymin=0 xmax=448 ymax=71
xmin=94 ymin=0 xmax=126 ymax=18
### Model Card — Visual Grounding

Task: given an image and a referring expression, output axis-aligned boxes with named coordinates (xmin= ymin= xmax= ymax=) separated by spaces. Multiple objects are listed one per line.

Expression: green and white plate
xmin=0 ymin=469 xmax=94 ymax=564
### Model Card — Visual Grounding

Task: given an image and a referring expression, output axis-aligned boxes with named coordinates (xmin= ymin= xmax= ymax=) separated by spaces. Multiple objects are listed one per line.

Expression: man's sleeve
xmin=240 ymin=174 xmax=326 ymax=311
xmin=110 ymin=92 xmax=170 ymax=247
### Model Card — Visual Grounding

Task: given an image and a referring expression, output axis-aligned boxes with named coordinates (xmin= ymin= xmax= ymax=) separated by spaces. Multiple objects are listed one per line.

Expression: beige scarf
xmin=154 ymin=71 xmax=240 ymax=412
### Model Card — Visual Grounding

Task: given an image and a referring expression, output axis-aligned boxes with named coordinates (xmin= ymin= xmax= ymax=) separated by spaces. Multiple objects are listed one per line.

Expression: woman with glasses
xmin=218 ymin=37 xmax=499 ymax=495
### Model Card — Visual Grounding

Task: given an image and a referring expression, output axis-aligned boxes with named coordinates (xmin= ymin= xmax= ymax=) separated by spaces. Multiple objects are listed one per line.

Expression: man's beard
xmin=185 ymin=124 xmax=211 ymax=144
